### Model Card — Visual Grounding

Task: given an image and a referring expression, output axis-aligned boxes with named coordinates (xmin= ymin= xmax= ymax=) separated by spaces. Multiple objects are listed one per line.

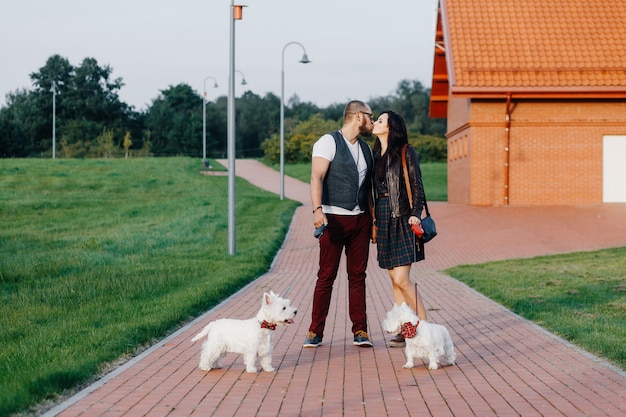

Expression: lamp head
xmin=299 ymin=53 xmax=311 ymax=64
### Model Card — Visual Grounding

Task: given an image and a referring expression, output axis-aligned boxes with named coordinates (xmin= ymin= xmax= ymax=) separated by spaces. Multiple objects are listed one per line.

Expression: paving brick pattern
xmin=44 ymin=160 xmax=626 ymax=417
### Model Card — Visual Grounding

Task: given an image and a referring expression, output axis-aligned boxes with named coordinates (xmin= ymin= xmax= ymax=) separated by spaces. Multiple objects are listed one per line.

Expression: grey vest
xmin=321 ymin=131 xmax=373 ymax=211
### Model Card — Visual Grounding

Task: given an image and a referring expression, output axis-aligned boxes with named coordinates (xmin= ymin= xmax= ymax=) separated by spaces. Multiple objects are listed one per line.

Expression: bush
xmin=262 ymin=116 xmax=448 ymax=164
xmin=261 ymin=114 xmax=340 ymax=164
xmin=409 ymin=134 xmax=447 ymax=163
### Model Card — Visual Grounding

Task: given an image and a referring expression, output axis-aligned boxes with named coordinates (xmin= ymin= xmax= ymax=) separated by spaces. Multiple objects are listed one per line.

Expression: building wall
xmin=447 ymin=99 xmax=626 ymax=206
xmin=446 ymin=97 xmax=472 ymax=204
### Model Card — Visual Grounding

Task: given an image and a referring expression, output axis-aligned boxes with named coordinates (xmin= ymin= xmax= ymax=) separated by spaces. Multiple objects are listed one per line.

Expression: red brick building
xmin=429 ymin=0 xmax=626 ymax=206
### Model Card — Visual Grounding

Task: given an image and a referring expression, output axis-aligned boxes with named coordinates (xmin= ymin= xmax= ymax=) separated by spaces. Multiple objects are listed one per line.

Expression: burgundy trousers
xmin=308 ymin=212 xmax=371 ymax=338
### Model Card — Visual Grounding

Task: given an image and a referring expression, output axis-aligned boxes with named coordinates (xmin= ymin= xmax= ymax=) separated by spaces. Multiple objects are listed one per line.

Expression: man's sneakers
xmin=353 ymin=330 xmax=373 ymax=347
xmin=303 ymin=331 xmax=373 ymax=347
xmin=303 ymin=331 xmax=322 ymax=348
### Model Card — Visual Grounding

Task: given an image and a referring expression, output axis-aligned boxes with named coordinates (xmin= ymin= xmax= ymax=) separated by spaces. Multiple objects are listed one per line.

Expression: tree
xmin=394 ymin=80 xmax=446 ymax=136
xmin=369 ymin=80 xmax=446 ymax=137
xmin=261 ymin=114 xmax=338 ymax=164
xmin=145 ymin=84 xmax=202 ymax=156
xmin=0 ymin=55 xmax=140 ymax=157
xmin=0 ymin=89 xmax=41 ymax=157
xmin=319 ymin=102 xmax=346 ymax=121
xmin=123 ymin=132 xmax=133 ymax=158
xmin=287 ymin=95 xmax=321 ymax=124
xmin=1 ymin=61 xmax=445 ymax=159
xmin=65 ymin=58 xmax=129 ymax=124
xmin=235 ymin=91 xmax=281 ymax=157
xmin=205 ymin=96 xmax=228 ymax=158
xmin=260 ymin=79 xmax=448 ymax=163
xmin=92 ymin=129 xmax=117 ymax=158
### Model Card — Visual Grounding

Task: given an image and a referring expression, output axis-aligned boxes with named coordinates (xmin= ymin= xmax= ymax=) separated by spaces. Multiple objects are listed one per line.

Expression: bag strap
xmin=401 ymin=144 xmax=413 ymax=209
xmin=402 ymin=144 xmax=430 ymax=216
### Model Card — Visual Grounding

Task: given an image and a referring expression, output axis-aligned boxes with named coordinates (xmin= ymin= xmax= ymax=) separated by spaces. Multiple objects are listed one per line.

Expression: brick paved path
xmin=44 ymin=160 xmax=626 ymax=417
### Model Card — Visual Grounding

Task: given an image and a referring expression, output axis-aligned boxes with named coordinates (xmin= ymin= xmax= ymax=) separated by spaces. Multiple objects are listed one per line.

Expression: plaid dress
xmin=375 ymin=196 xmax=424 ymax=269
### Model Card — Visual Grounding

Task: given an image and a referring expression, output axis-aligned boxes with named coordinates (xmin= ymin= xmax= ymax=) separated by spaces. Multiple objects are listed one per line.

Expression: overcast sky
xmin=1 ymin=0 xmax=438 ymax=111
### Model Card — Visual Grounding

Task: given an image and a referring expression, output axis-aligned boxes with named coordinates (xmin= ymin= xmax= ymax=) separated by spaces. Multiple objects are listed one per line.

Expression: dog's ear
xmin=264 ymin=292 xmax=272 ymax=305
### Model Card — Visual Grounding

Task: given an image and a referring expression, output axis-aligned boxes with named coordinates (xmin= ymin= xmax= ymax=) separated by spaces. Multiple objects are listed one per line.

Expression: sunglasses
xmin=352 ymin=111 xmax=374 ymax=121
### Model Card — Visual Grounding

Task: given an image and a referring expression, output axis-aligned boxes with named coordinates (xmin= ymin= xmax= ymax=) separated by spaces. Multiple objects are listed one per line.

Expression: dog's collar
xmin=401 ymin=321 xmax=419 ymax=339
xmin=260 ymin=320 xmax=277 ymax=331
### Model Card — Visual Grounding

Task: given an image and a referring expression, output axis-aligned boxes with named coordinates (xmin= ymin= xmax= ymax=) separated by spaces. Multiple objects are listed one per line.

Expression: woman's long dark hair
xmin=373 ymin=110 xmax=409 ymax=165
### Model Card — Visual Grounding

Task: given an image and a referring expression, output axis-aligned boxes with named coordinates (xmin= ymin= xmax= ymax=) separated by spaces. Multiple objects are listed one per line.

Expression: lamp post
xmin=235 ymin=70 xmax=247 ymax=85
xmin=280 ymin=42 xmax=310 ymax=200
xmin=227 ymin=2 xmax=246 ymax=255
xmin=50 ymin=82 xmax=56 ymax=159
xmin=203 ymin=76 xmax=218 ymax=169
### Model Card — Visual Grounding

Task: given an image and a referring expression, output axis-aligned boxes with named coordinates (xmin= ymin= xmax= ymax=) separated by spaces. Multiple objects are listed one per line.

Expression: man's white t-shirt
xmin=312 ymin=132 xmax=368 ymax=215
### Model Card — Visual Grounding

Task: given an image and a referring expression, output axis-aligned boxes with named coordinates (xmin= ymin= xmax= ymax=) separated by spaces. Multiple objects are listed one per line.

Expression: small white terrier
xmin=382 ymin=302 xmax=456 ymax=370
xmin=191 ymin=291 xmax=297 ymax=373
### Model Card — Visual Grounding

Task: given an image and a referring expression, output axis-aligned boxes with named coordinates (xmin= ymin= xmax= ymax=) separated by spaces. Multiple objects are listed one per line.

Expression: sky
xmin=0 ymin=0 xmax=439 ymax=111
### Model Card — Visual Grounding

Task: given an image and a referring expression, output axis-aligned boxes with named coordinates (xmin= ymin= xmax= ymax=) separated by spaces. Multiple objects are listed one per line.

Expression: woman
xmin=371 ymin=110 xmax=428 ymax=348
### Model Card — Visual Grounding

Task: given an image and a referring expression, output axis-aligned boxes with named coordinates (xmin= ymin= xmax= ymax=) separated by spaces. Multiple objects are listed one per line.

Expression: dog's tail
xmin=191 ymin=323 xmax=212 ymax=343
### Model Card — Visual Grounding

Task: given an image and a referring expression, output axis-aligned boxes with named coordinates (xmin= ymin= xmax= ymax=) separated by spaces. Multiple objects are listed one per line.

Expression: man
xmin=303 ymin=100 xmax=375 ymax=348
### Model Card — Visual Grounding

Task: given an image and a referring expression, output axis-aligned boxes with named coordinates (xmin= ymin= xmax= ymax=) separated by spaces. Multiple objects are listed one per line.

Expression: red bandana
xmin=401 ymin=321 xmax=419 ymax=339
xmin=260 ymin=321 xmax=277 ymax=330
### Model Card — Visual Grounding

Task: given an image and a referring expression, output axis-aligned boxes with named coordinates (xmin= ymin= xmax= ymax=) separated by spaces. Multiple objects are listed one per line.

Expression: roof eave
xmin=450 ymin=86 xmax=626 ymax=99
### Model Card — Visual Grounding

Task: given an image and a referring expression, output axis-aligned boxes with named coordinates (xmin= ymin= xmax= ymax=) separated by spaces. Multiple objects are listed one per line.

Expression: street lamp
xmin=280 ymin=42 xmax=311 ymax=200
xmin=227 ymin=2 xmax=246 ymax=255
xmin=203 ymin=76 xmax=218 ymax=169
xmin=50 ymin=82 xmax=56 ymax=159
xmin=235 ymin=70 xmax=247 ymax=85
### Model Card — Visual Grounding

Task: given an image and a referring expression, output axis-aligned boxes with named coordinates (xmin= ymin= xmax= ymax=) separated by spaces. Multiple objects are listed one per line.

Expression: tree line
xmin=0 ymin=55 xmax=447 ymax=161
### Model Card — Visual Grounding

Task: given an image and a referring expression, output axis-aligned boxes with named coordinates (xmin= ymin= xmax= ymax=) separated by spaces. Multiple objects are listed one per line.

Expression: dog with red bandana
xmin=191 ymin=291 xmax=297 ymax=373
xmin=382 ymin=302 xmax=456 ymax=370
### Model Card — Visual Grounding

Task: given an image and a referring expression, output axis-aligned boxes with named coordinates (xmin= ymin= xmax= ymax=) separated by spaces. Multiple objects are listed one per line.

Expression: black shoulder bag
xmin=402 ymin=145 xmax=437 ymax=243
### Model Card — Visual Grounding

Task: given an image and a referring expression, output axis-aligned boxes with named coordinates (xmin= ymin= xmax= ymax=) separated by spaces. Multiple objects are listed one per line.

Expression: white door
xmin=603 ymin=135 xmax=626 ymax=202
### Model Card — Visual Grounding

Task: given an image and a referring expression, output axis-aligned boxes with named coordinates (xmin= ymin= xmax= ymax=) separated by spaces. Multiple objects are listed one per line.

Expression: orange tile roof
xmin=430 ymin=0 xmax=626 ymax=117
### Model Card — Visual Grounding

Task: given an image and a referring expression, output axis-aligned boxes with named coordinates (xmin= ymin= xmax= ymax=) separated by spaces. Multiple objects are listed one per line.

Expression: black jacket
xmin=380 ymin=144 xmax=425 ymax=218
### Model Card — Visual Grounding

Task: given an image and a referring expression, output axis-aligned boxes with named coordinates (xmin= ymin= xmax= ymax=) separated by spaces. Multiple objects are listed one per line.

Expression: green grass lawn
xmin=446 ymin=248 xmax=626 ymax=370
xmin=0 ymin=157 xmax=299 ymax=416
xmin=2 ymin=157 xmax=624 ymax=415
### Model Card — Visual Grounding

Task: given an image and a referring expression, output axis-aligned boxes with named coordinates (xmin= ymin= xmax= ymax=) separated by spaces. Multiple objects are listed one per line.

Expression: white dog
xmin=382 ymin=302 xmax=456 ymax=370
xmin=191 ymin=291 xmax=297 ymax=373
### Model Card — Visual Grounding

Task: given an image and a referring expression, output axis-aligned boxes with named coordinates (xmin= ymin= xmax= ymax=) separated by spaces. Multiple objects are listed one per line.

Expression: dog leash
xmin=281 ymin=285 xmax=292 ymax=298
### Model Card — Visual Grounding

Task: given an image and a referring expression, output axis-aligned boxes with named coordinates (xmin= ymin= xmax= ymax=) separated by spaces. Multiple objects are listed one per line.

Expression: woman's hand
xmin=409 ymin=216 xmax=424 ymax=237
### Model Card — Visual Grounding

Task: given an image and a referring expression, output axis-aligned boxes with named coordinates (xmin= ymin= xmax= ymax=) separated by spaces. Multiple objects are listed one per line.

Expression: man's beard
xmin=359 ymin=123 xmax=373 ymax=137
